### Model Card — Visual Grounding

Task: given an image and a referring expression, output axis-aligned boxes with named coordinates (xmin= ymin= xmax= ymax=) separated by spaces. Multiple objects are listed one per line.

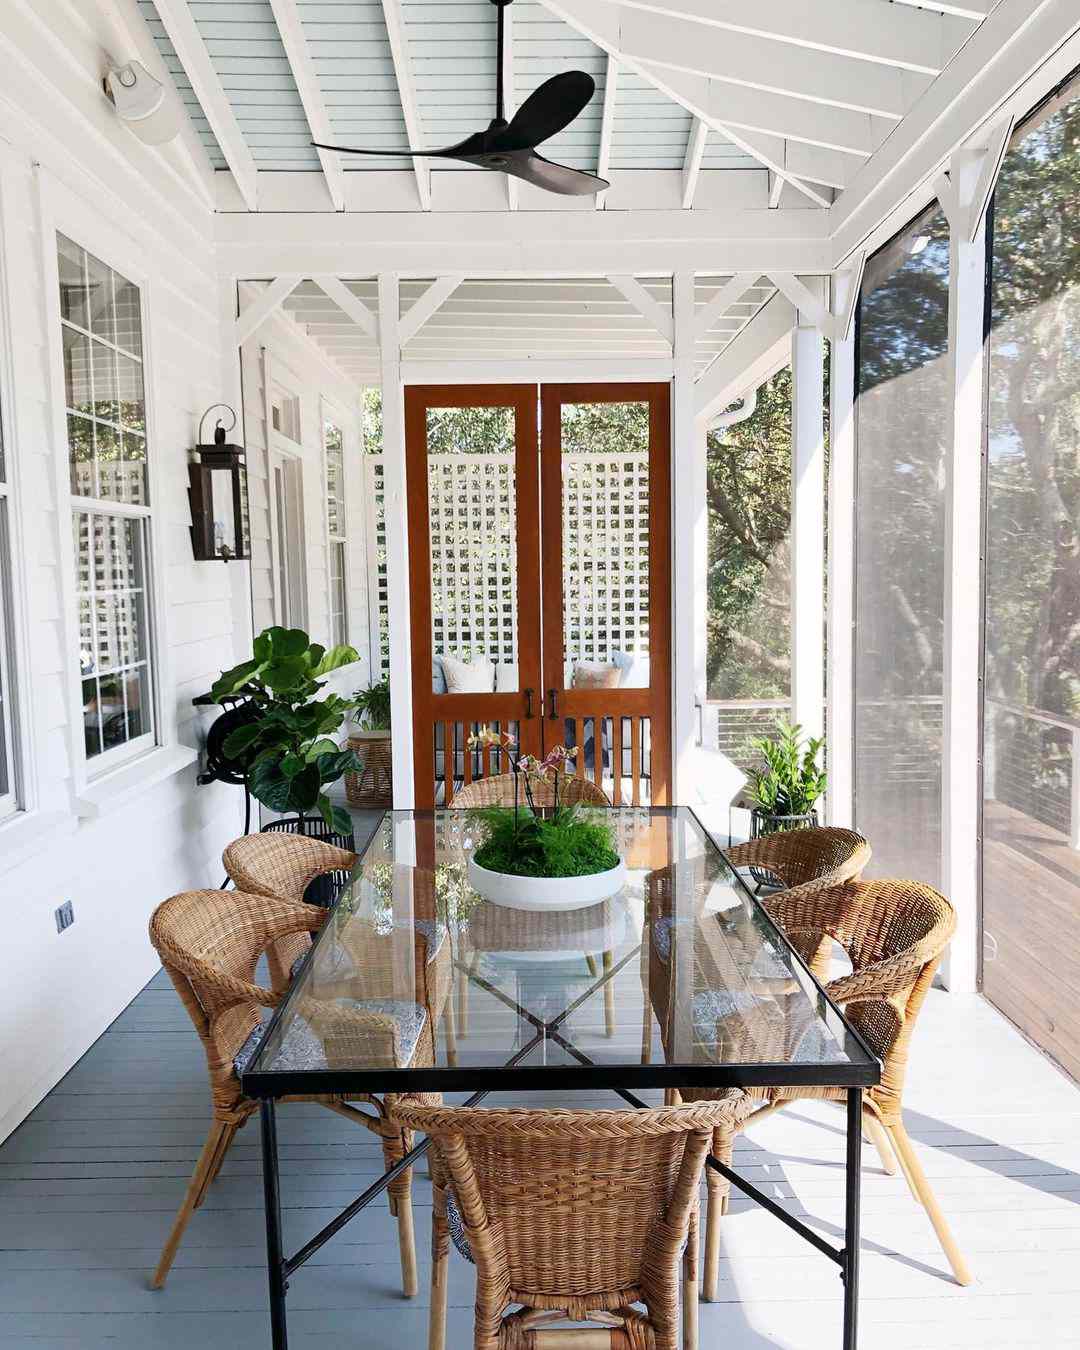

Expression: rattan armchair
xmin=753 ymin=878 xmax=972 ymax=1286
xmin=392 ymin=1098 xmax=752 ymax=1350
xmin=222 ymin=833 xmax=358 ymax=987
xmin=723 ymin=826 xmax=871 ymax=909
xmin=148 ymin=887 xmax=432 ymax=1297
xmin=451 ymin=772 xmax=611 ymax=810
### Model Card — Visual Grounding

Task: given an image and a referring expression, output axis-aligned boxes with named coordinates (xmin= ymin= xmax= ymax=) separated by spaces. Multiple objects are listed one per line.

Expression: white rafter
xmin=694 ymin=272 xmax=759 ymax=340
xmin=267 ymin=0 xmax=345 ymax=212
xmin=606 ymin=274 xmax=674 ymax=343
xmin=502 ymin=0 xmax=519 ymax=210
xmin=399 ymin=274 xmax=466 ymax=344
xmin=234 ymin=276 xmax=303 ymax=346
xmin=537 ymin=0 xmax=831 ymax=207
xmin=313 ymin=275 xmax=380 ymax=340
xmin=767 ymin=270 xmax=837 ymax=338
xmin=380 ymin=0 xmax=432 ymax=211
xmin=681 ymin=117 xmax=707 ymax=209
xmin=595 ymin=54 xmax=619 ymax=209
xmin=609 ymin=0 xmax=972 ymax=74
xmin=151 ymin=0 xmax=259 ymax=211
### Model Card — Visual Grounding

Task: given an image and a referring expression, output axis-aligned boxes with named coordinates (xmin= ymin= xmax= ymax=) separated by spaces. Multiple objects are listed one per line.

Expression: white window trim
xmin=0 ymin=146 xmax=40 ymax=832
xmin=35 ymin=166 xmax=179 ymax=803
xmin=321 ymin=394 xmax=350 ymax=649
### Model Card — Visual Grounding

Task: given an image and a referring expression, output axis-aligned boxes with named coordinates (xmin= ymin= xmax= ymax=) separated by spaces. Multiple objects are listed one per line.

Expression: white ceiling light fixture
xmin=104 ymin=61 xmax=181 ymax=145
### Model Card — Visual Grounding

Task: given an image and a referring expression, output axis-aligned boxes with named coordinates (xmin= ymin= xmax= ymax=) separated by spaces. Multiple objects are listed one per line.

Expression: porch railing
xmin=985 ymin=697 xmax=1080 ymax=850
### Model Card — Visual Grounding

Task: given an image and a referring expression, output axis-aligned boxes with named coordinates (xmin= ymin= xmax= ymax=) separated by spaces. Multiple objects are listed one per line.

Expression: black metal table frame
xmin=244 ymin=812 xmax=879 ymax=1350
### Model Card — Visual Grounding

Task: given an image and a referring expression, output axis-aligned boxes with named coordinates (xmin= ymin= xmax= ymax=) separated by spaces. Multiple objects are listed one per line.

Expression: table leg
xmin=260 ymin=1099 xmax=288 ymax=1350
xmin=842 ymin=1088 xmax=862 ymax=1350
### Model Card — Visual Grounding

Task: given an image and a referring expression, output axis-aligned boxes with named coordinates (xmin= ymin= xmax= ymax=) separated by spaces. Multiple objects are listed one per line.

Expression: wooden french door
xmin=406 ymin=382 xmax=671 ymax=807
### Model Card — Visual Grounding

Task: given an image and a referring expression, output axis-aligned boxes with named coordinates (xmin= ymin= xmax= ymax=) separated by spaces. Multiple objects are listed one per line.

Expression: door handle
xmin=524 ymin=688 xmax=534 ymax=719
xmin=547 ymin=688 xmax=559 ymax=719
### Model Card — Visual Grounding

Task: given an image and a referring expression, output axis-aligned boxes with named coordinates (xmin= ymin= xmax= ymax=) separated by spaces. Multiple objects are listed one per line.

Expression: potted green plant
xmin=463 ymin=729 xmax=624 ymax=911
xmin=345 ymin=676 xmax=393 ymax=808
xmin=747 ymin=720 xmax=826 ymax=879
xmin=210 ymin=626 xmax=360 ymax=842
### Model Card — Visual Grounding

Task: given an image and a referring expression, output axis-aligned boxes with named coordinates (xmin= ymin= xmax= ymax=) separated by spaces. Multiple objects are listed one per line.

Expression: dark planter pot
xmin=261 ymin=814 xmax=356 ymax=908
xmin=748 ymin=807 xmax=819 ymax=888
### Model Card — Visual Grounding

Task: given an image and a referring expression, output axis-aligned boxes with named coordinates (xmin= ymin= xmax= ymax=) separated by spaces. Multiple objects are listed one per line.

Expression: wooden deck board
xmin=2 ymin=967 xmax=1080 ymax=1347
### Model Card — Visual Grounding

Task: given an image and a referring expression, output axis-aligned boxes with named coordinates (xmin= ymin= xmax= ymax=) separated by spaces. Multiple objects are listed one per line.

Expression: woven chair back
xmin=451 ymin=772 xmax=610 ymax=810
xmin=392 ymin=1101 xmax=733 ymax=1305
xmin=726 ymin=826 xmax=870 ymax=892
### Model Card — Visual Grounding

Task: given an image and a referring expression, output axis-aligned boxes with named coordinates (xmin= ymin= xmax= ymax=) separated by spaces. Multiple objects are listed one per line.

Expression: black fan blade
xmin=311 ymin=131 xmax=488 ymax=159
xmin=490 ymin=71 xmax=596 ymax=152
xmin=503 ymin=149 xmax=608 ymax=196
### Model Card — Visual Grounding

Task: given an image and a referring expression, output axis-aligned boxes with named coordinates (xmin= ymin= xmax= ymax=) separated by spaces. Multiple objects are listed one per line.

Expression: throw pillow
xmin=571 ymin=660 xmax=621 ymax=689
xmin=440 ymin=653 xmax=495 ymax=693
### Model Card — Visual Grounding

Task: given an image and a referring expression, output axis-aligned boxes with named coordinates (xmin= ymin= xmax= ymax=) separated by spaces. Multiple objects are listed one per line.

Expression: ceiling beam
xmin=379 ymin=0 xmax=431 ymax=211
xmin=234 ymin=276 xmax=302 ymax=346
xmin=502 ymin=0 xmax=519 ymax=211
xmin=267 ymin=0 xmax=345 ymax=212
xmin=612 ymin=0 xmax=973 ymax=75
xmin=313 ymin=275 xmax=380 ymax=340
xmin=894 ymin=0 xmax=993 ymax=19
xmin=681 ymin=118 xmax=707 ymax=209
xmin=694 ymin=272 xmax=760 ymax=340
xmin=151 ymin=0 xmax=259 ymax=211
xmin=606 ymin=275 xmax=674 ymax=343
xmin=540 ymin=0 xmax=929 ymax=121
xmin=595 ymin=54 xmax=619 ymax=209
xmin=537 ymin=0 xmax=832 ymax=207
xmin=399 ymin=274 xmax=466 ymax=344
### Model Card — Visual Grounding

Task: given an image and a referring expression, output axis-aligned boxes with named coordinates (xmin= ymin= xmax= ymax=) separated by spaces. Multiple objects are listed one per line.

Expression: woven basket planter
xmin=345 ymin=731 xmax=393 ymax=808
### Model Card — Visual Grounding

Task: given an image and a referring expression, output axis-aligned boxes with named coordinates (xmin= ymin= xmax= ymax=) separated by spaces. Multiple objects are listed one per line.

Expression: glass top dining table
xmin=242 ymin=806 xmax=880 ymax=1098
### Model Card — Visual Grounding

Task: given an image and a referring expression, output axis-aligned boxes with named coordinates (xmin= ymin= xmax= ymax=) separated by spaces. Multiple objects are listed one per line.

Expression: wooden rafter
xmin=379 ymin=0 xmax=432 ymax=211
xmin=234 ymin=276 xmax=303 ymax=346
xmin=595 ymin=54 xmax=619 ymax=209
xmin=267 ymin=0 xmax=346 ymax=212
xmin=502 ymin=0 xmax=519 ymax=210
xmin=681 ymin=118 xmax=707 ymax=209
xmin=151 ymin=0 xmax=259 ymax=211
xmin=606 ymin=274 xmax=674 ymax=344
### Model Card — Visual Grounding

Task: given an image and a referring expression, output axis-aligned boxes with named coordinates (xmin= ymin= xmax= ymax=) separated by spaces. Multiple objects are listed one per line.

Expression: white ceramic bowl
xmin=466 ymin=855 xmax=627 ymax=911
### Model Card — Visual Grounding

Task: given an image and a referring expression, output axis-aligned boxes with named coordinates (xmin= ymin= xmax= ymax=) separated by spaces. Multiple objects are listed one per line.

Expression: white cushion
xmin=494 ymin=662 xmax=519 ymax=693
xmin=440 ymin=653 xmax=495 ymax=693
xmin=612 ymin=649 xmax=650 ymax=688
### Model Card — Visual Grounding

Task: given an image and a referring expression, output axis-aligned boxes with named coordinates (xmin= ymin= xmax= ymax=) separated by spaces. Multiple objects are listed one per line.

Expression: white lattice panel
xmin=563 ymin=454 xmax=652 ymax=664
xmin=427 ymin=452 xmax=518 ymax=665
xmin=362 ymin=451 xmax=651 ymax=676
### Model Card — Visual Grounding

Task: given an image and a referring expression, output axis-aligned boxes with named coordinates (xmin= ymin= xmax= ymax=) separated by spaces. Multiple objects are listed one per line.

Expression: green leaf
xmin=315 ymin=749 xmax=359 ymax=785
xmin=287 ymin=763 xmax=322 ymax=811
xmin=248 ymin=756 xmax=294 ymax=812
xmin=275 ymin=628 xmax=311 ymax=658
xmin=210 ymin=659 xmax=260 ymax=702
xmin=252 ymin=629 xmax=277 ymax=663
xmin=281 ymin=752 xmax=305 ymax=779
xmin=262 ymin=657 xmax=309 ymax=695
xmin=317 ymin=795 xmax=353 ymax=836
xmin=305 ymin=737 xmax=342 ymax=761
xmin=222 ymin=722 xmax=264 ymax=757
xmin=312 ymin=644 xmax=359 ymax=676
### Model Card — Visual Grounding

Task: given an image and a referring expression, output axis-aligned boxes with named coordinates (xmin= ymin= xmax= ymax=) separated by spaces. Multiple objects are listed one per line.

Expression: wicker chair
xmin=392 ymin=1098 xmax=753 ymax=1350
xmin=222 ymin=833 xmax=357 ymax=986
xmin=452 ymin=774 xmax=614 ymax=1035
xmin=148 ymin=887 xmax=432 ymax=1297
xmin=750 ymin=878 xmax=972 ymax=1286
xmin=723 ymin=826 xmax=871 ymax=908
xmin=451 ymin=772 xmax=611 ymax=810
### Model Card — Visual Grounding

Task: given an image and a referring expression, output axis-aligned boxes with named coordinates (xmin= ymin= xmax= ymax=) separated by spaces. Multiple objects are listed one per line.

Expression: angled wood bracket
xmin=607 ymin=274 xmax=674 ymax=344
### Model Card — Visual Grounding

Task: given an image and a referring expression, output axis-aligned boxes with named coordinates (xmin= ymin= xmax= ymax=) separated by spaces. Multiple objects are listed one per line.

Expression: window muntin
xmin=58 ymin=234 xmax=147 ymax=506
xmin=325 ymin=419 xmax=347 ymax=646
xmin=58 ymin=235 xmax=156 ymax=769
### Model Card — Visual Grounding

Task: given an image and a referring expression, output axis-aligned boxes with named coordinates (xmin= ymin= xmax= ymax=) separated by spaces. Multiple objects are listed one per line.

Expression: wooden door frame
xmin=539 ymin=383 xmax=673 ymax=804
xmin=404 ymin=384 xmax=543 ymax=807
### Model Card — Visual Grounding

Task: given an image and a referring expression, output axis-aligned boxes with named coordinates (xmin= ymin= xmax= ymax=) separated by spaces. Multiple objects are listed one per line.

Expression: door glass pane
xmin=426 ymin=405 xmax=518 ymax=694
xmin=854 ymin=205 xmax=950 ymax=887
xmin=560 ymin=402 xmax=651 ymax=689
xmin=982 ymin=81 xmax=1080 ymax=1080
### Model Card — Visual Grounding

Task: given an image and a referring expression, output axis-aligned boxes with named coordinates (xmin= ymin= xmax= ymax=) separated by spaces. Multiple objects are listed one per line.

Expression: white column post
xmin=939 ymin=150 xmax=990 ymax=994
xmin=790 ymin=304 xmax=826 ymax=745
xmin=671 ymin=271 xmax=699 ymax=802
xmin=378 ymin=273 xmax=414 ymax=808
xmin=826 ymin=275 xmax=857 ymax=826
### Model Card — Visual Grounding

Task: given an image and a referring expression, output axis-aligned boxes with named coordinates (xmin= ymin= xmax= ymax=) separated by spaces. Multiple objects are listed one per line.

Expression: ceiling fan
xmin=312 ymin=0 xmax=608 ymax=196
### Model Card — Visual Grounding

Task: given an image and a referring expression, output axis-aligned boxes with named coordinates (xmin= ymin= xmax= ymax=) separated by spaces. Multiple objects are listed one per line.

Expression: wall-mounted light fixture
xmin=104 ymin=61 xmax=181 ymax=145
xmin=188 ymin=405 xmax=249 ymax=562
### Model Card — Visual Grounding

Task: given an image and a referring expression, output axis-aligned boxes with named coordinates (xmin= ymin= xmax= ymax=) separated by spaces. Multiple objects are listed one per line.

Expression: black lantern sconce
xmin=188 ymin=404 xmax=249 ymax=562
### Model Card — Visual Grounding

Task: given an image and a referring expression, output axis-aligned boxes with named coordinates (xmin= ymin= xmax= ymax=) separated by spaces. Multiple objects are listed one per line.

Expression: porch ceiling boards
xmin=130 ymin=0 xmax=996 ymax=219
xmin=278 ymin=273 xmax=778 ymax=383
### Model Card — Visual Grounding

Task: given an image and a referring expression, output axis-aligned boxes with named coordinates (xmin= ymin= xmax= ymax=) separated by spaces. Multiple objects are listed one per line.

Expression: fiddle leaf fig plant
xmin=211 ymin=626 xmax=360 ymax=835
xmin=749 ymin=719 xmax=826 ymax=818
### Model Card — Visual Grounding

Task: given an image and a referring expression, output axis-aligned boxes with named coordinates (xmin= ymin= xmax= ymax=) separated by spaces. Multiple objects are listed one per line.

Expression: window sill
xmin=0 ymin=809 xmax=78 ymax=874
xmin=74 ymin=744 xmax=199 ymax=820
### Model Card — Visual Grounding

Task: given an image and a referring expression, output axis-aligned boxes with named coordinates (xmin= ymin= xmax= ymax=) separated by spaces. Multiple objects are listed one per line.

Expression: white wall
xmin=239 ymin=298 xmax=371 ymax=679
xmin=0 ymin=5 xmax=246 ymax=1143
